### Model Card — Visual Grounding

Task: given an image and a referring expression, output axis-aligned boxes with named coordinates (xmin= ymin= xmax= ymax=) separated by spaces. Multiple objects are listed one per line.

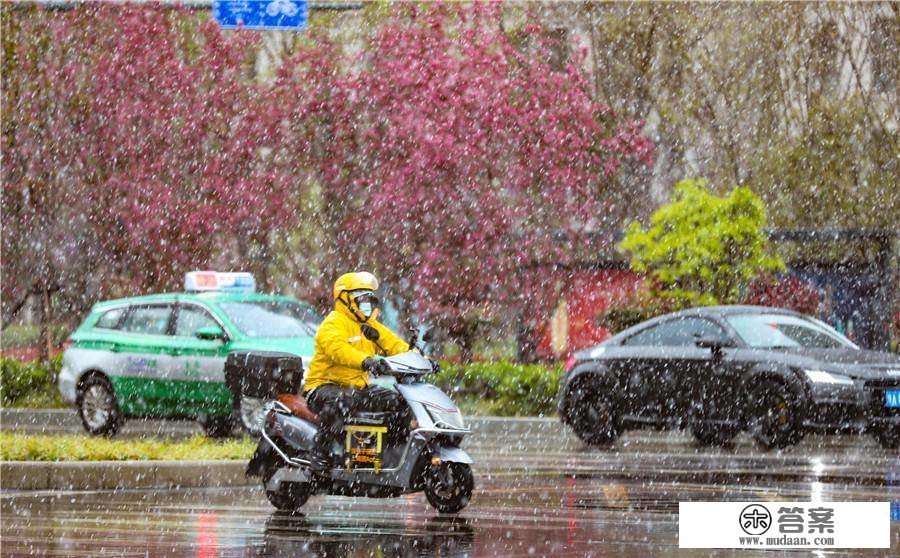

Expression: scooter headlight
xmin=424 ymin=403 xmax=465 ymax=430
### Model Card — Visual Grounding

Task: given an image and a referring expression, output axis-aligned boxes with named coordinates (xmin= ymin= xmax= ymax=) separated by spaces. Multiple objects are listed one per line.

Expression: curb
xmin=1 ymin=459 xmax=250 ymax=491
xmin=0 ymin=411 xmax=576 ymax=492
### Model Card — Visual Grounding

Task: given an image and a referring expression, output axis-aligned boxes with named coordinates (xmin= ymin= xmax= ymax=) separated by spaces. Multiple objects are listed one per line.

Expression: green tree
xmin=619 ymin=179 xmax=784 ymax=307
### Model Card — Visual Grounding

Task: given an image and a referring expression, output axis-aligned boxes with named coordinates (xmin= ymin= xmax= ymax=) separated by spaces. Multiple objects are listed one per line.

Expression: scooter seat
xmin=345 ymin=412 xmax=389 ymax=426
xmin=276 ymin=393 xmax=320 ymax=424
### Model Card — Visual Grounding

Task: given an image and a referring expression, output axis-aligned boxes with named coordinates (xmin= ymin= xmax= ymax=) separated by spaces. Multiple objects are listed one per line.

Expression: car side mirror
xmin=195 ymin=326 xmax=227 ymax=341
xmin=695 ymin=336 xmax=732 ymax=351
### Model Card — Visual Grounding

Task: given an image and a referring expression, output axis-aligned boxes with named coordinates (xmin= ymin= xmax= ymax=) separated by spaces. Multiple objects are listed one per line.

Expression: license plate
xmin=885 ymin=389 xmax=900 ymax=408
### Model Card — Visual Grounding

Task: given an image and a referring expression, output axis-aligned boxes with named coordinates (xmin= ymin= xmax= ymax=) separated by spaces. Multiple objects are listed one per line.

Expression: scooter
xmin=242 ymin=330 xmax=474 ymax=513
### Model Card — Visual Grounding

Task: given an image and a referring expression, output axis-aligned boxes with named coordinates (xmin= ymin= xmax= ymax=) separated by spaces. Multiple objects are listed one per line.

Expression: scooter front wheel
xmin=424 ymin=462 xmax=473 ymax=513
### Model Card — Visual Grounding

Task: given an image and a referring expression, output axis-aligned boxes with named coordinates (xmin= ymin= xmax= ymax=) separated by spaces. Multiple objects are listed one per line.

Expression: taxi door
xmin=113 ymin=303 xmax=177 ymax=416
xmin=168 ymin=302 xmax=233 ymax=417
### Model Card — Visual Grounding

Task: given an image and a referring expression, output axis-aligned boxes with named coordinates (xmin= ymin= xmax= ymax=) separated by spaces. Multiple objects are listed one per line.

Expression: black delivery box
xmin=224 ymin=351 xmax=303 ymax=400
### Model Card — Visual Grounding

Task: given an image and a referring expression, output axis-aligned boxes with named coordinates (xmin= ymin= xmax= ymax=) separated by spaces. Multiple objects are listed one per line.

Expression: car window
xmin=175 ymin=305 xmax=220 ymax=337
xmin=726 ymin=313 xmax=856 ymax=349
xmin=120 ymin=305 xmax=173 ymax=336
xmin=624 ymin=317 xmax=725 ymax=347
xmin=218 ymin=300 xmax=322 ymax=338
xmin=94 ymin=307 xmax=125 ymax=330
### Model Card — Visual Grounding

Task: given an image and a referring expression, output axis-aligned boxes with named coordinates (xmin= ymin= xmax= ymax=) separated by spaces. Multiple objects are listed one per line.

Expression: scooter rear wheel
xmin=424 ymin=462 xmax=473 ymax=513
xmin=263 ymin=466 xmax=311 ymax=511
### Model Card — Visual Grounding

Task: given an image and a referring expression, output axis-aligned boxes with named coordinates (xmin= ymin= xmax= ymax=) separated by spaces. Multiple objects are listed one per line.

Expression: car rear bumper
xmin=58 ymin=363 xmax=77 ymax=405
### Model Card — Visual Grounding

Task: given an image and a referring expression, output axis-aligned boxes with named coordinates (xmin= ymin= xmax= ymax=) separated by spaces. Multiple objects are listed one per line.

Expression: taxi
xmin=58 ymin=272 xmax=321 ymax=437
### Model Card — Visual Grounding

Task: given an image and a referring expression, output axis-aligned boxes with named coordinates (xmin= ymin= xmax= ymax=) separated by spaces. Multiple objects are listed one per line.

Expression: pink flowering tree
xmin=81 ymin=5 xmax=295 ymax=292
xmin=1 ymin=5 xmax=93 ymax=359
xmin=294 ymin=4 xmax=653 ymax=358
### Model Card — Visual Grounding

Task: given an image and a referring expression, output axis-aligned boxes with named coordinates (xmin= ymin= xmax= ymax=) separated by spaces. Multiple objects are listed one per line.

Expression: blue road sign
xmin=214 ymin=0 xmax=308 ymax=31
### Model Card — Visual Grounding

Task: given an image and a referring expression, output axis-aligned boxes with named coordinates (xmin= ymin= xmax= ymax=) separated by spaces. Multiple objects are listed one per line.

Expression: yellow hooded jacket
xmin=304 ymin=303 xmax=409 ymax=392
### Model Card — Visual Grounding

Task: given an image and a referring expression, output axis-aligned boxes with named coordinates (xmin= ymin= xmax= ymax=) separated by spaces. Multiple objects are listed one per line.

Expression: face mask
xmin=358 ymin=302 xmax=373 ymax=317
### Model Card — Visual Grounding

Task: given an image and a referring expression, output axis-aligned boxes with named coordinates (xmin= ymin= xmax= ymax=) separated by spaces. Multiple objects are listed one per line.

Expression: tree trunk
xmin=454 ymin=320 xmax=476 ymax=364
xmin=39 ymin=283 xmax=52 ymax=364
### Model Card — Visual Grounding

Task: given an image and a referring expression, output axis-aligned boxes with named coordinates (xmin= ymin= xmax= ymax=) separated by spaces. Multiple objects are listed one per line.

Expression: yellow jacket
xmin=304 ymin=304 xmax=409 ymax=391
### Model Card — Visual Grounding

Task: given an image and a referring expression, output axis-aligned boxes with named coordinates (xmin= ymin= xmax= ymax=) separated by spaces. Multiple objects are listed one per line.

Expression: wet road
xmin=3 ymin=428 xmax=899 ymax=557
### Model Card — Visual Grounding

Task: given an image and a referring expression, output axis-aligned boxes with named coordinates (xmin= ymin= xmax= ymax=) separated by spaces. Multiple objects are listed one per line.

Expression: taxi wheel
xmin=200 ymin=415 xmax=234 ymax=439
xmin=746 ymin=378 xmax=805 ymax=450
xmin=77 ymin=374 xmax=121 ymax=437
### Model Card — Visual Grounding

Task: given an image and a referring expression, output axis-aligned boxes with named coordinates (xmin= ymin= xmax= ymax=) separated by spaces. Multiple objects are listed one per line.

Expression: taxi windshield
xmin=218 ymin=300 xmax=322 ymax=338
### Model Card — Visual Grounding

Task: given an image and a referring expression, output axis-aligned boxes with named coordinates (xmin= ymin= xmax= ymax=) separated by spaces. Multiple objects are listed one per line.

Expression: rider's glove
xmin=362 ymin=357 xmax=378 ymax=373
xmin=429 ymin=359 xmax=441 ymax=374
xmin=362 ymin=356 xmax=391 ymax=375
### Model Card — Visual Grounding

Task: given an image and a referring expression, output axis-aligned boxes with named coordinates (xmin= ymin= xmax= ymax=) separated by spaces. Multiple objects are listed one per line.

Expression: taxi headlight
xmin=804 ymin=369 xmax=855 ymax=386
xmin=425 ymin=404 xmax=465 ymax=430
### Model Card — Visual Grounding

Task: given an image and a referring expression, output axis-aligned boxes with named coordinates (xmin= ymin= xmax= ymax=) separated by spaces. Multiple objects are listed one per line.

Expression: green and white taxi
xmin=58 ymin=272 xmax=321 ymax=437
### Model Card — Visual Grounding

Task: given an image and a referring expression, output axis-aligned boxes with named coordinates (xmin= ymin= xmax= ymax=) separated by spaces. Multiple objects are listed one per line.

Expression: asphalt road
xmin=2 ymin=412 xmax=899 ymax=556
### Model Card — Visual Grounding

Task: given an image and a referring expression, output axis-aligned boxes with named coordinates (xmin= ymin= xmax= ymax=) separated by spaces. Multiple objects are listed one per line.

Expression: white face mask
xmin=358 ymin=302 xmax=374 ymax=317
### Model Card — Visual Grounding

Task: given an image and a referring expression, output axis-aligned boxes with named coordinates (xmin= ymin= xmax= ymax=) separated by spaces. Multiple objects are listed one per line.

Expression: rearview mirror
xmin=422 ymin=327 xmax=436 ymax=343
xmin=195 ymin=326 xmax=227 ymax=341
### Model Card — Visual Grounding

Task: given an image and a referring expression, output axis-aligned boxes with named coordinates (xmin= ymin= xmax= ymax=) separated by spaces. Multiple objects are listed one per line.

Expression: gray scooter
xmin=243 ymin=331 xmax=474 ymax=513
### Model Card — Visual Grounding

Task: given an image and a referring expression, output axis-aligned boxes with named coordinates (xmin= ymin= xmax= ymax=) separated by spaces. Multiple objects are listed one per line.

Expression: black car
xmin=558 ymin=305 xmax=900 ymax=449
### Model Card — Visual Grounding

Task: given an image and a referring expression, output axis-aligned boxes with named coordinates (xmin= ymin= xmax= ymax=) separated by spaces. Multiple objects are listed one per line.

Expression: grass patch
xmin=0 ymin=433 xmax=255 ymax=462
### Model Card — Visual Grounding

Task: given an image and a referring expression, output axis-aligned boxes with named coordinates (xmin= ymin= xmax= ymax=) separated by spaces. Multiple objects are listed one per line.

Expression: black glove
xmin=362 ymin=357 xmax=390 ymax=375
xmin=430 ymin=359 xmax=441 ymax=374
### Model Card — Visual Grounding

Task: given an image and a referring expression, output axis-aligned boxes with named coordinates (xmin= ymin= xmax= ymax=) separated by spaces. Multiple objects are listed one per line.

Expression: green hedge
xmin=0 ymin=324 xmax=71 ymax=349
xmin=0 ymin=355 xmax=65 ymax=408
xmin=0 ymin=355 xmax=562 ymax=417
xmin=432 ymin=361 xmax=563 ymax=417
xmin=0 ymin=433 xmax=254 ymax=461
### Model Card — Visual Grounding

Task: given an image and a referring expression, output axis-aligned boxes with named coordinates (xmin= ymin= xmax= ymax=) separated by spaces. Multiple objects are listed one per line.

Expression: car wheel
xmin=566 ymin=379 xmax=620 ymax=446
xmin=200 ymin=415 xmax=234 ymax=439
xmin=746 ymin=378 xmax=805 ymax=450
xmin=263 ymin=465 xmax=311 ymax=511
xmin=77 ymin=374 xmax=122 ymax=437
xmin=872 ymin=425 xmax=899 ymax=449
xmin=236 ymin=395 xmax=266 ymax=437
xmin=424 ymin=462 xmax=474 ymax=513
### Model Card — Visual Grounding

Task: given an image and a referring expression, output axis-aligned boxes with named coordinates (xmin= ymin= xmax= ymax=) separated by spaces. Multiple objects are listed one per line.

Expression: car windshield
xmin=217 ymin=300 xmax=322 ymax=338
xmin=726 ymin=313 xmax=857 ymax=350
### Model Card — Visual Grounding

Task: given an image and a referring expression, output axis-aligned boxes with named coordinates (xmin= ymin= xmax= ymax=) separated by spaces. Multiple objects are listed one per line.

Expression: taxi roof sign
xmin=185 ymin=271 xmax=256 ymax=293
